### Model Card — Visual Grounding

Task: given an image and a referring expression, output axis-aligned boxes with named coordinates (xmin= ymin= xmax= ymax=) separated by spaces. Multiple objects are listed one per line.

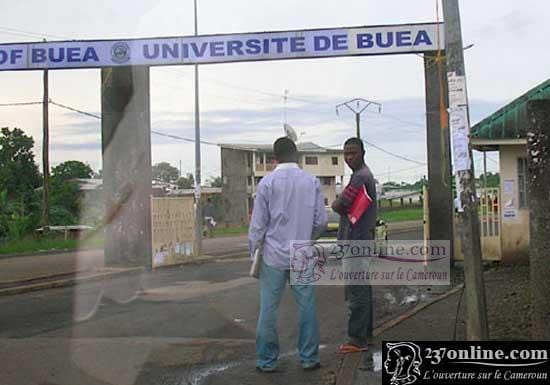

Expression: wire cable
xmin=363 ymin=139 xmax=427 ymax=165
xmin=0 ymin=101 xmax=43 ymax=107
xmin=48 ymin=100 xmax=219 ymax=146
xmin=0 ymin=25 xmax=69 ymax=41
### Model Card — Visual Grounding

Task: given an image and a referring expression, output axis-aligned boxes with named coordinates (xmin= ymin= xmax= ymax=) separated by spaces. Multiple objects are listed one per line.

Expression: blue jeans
xmin=256 ymin=262 xmax=320 ymax=369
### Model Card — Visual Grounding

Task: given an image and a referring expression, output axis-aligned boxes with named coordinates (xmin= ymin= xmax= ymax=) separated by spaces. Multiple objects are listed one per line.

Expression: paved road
xmin=0 ymin=221 xmax=421 ymax=283
xmin=0 ymin=230 xmax=436 ymax=385
xmin=0 ymin=235 xmax=250 ymax=283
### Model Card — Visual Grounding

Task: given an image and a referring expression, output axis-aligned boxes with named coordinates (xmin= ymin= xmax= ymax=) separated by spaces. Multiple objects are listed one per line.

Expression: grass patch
xmin=379 ymin=207 xmax=423 ymax=223
xmin=212 ymin=226 xmax=249 ymax=237
xmin=0 ymin=234 xmax=104 ymax=255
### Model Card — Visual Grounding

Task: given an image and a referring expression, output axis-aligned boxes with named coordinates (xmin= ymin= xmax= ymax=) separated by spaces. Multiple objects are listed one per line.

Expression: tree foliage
xmin=152 ymin=162 xmax=179 ymax=183
xmin=0 ymin=128 xmax=42 ymax=240
xmin=51 ymin=160 xmax=93 ymax=182
xmin=0 ymin=127 xmax=41 ymax=203
xmin=177 ymin=173 xmax=195 ymax=189
xmin=208 ymin=176 xmax=223 ymax=188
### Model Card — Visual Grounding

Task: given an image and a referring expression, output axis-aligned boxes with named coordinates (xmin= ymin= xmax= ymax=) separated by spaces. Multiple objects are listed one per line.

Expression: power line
xmin=326 ymin=140 xmax=426 ymax=166
xmin=0 ymin=101 xmax=42 ymax=107
xmin=388 ymin=164 xmax=427 ymax=174
xmin=0 ymin=25 xmax=69 ymax=40
xmin=363 ymin=139 xmax=427 ymax=165
xmin=49 ymin=100 xmax=101 ymax=120
xmin=202 ymin=74 xmax=428 ymax=132
xmin=150 ymin=130 xmax=217 ymax=146
xmin=48 ymin=100 xmax=219 ymax=146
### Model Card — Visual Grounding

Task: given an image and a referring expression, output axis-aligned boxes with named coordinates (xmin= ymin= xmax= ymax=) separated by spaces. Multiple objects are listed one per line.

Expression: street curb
xmin=0 ymin=247 xmax=102 ymax=261
xmin=0 ymin=233 xmax=249 ymax=261
xmin=372 ymin=284 xmax=464 ymax=337
xmin=0 ymin=269 xmax=88 ymax=289
xmin=388 ymin=226 xmax=423 ymax=235
xmin=0 ymin=267 xmax=144 ymax=297
xmin=335 ymin=284 xmax=465 ymax=385
xmin=151 ymin=251 xmax=248 ymax=271
xmin=0 ymin=252 xmax=249 ymax=297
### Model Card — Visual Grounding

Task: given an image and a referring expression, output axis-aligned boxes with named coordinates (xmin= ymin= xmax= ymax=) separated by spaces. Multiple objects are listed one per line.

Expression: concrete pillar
xmin=424 ymin=52 xmax=454 ymax=256
xmin=527 ymin=100 xmax=550 ymax=339
xmin=221 ymin=148 xmax=249 ymax=226
xmin=101 ymin=66 xmax=152 ymax=268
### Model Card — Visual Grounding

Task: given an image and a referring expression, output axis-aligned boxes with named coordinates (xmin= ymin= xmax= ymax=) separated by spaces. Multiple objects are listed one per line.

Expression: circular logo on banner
xmin=111 ymin=42 xmax=131 ymax=64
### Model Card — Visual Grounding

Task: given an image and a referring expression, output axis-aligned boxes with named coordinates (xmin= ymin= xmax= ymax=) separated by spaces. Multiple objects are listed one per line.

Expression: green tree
xmin=0 ymin=127 xmax=41 ymax=203
xmin=477 ymin=172 xmax=500 ymax=188
xmin=51 ymin=160 xmax=93 ymax=182
xmin=152 ymin=162 xmax=179 ymax=183
xmin=44 ymin=160 xmax=93 ymax=225
xmin=208 ymin=176 xmax=223 ymax=188
xmin=177 ymin=173 xmax=195 ymax=189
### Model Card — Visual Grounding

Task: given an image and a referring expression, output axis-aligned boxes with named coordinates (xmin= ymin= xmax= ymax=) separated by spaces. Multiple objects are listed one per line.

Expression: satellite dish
xmin=283 ymin=123 xmax=298 ymax=142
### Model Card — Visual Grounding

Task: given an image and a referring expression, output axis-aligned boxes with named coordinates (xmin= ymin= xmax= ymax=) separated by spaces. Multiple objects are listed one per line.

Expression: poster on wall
xmin=151 ymin=197 xmax=196 ymax=267
xmin=502 ymin=179 xmax=517 ymax=221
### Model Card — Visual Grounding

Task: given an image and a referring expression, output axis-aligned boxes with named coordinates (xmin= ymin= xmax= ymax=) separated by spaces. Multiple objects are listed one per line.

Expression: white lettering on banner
xmin=0 ymin=23 xmax=444 ymax=71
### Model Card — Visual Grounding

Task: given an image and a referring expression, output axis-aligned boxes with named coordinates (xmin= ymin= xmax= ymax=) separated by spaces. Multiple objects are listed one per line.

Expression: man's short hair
xmin=344 ymin=137 xmax=365 ymax=154
xmin=273 ymin=137 xmax=297 ymax=160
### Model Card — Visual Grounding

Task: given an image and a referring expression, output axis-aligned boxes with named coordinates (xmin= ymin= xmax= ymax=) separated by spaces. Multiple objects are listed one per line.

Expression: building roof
xmin=219 ymin=141 xmax=342 ymax=153
xmin=471 ymin=79 xmax=550 ymax=142
xmin=68 ymin=178 xmax=103 ymax=191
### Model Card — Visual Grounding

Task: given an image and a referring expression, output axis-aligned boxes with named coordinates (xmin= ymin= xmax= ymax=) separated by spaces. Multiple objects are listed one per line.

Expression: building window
xmin=332 ymin=156 xmax=338 ymax=165
xmin=256 ymin=153 xmax=264 ymax=164
xmin=324 ymin=198 xmax=329 ymax=206
xmin=305 ymin=156 xmax=318 ymax=165
xmin=518 ymin=158 xmax=529 ymax=208
xmin=320 ymin=177 xmax=332 ymax=186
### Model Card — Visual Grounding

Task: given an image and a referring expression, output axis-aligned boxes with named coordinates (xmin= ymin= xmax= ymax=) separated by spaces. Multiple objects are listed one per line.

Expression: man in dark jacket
xmin=331 ymin=137 xmax=377 ymax=353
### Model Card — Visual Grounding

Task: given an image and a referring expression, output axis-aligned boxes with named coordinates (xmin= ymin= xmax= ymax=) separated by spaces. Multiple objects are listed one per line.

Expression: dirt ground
xmin=454 ymin=262 xmax=532 ymax=341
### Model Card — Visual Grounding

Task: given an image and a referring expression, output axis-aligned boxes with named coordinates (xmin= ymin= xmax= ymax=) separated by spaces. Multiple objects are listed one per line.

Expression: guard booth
xmin=469 ymin=78 xmax=550 ymax=263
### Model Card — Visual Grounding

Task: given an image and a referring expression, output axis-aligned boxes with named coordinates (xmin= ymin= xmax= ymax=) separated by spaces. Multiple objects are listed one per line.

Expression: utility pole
xmin=443 ymin=0 xmax=488 ymax=340
xmin=193 ymin=0 xmax=203 ymax=256
xmin=336 ymin=98 xmax=381 ymax=139
xmin=42 ymin=68 xmax=50 ymax=234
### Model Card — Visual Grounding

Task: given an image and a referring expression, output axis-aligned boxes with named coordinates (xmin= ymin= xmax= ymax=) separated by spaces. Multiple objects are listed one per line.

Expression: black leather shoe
xmin=302 ymin=362 xmax=321 ymax=371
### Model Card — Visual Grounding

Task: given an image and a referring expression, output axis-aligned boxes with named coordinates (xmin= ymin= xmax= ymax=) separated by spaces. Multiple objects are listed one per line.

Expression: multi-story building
xmin=219 ymin=142 xmax=345 ymax=225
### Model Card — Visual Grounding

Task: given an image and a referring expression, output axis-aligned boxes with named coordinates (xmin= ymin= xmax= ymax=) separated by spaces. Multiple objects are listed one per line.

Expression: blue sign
xmin=0 ymin=23 xmax=444 ymax=71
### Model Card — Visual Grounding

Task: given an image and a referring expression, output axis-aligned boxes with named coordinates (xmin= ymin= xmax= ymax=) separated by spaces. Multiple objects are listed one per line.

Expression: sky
xmin=0 ymin=0 xmax=549 ymax=184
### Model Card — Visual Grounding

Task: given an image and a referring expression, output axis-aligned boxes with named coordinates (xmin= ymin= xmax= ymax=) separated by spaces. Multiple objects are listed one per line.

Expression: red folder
xmin=347 ymin=185 xmax=373 ymax=226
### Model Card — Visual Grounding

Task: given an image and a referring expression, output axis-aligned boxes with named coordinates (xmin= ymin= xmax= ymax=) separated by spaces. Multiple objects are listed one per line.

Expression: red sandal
xmin=337 ymin=343 xmax=369 ymax=354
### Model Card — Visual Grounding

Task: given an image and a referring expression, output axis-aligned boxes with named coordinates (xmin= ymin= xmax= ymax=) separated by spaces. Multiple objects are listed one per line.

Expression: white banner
xmin=0 ymin=23 xmax=444 ymax=71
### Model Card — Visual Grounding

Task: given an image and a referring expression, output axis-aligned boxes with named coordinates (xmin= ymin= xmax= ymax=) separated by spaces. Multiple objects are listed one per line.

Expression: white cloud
xmin=0 ymin=0 xmax=544 ymax=182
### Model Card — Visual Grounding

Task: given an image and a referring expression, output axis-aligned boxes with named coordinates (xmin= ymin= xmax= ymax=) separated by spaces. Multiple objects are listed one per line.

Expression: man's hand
xmin=331 ymin=199 xmax=346 ymax=215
